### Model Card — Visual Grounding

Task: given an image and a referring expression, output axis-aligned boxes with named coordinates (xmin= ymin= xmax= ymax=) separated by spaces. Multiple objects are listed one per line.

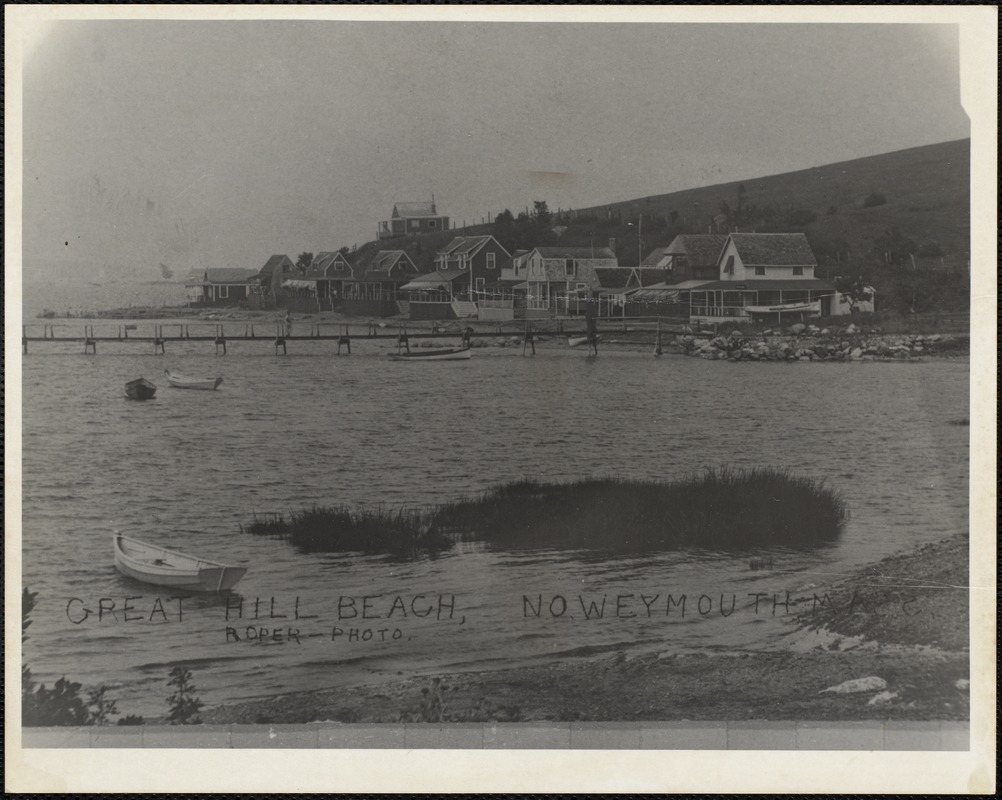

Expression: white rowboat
xmin=164 ymin=369 xmax=223 ymax=390
xmin=568 ymin=335 xmax=599 ymax=348
xmin=744 ymin=301 xmax=821 ymax=316
xmin=390 ymin=347 xmax=472 ymax=362
xmin=113 ymin=534 xmax=247 ymax=591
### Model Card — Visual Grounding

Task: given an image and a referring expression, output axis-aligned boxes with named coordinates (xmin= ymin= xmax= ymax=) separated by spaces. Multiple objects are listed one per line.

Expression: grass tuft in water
xmin=242 ymin=468 xmax=847 ymax=556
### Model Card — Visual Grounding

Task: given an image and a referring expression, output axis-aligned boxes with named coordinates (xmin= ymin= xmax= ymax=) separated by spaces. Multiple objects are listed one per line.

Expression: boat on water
xmin=113 ymin=534 xmax=247 ymax=592
xmin=125 ymin=378 xmax=157 ymax=400
xmin=164 ymin=369 xmax=223 ymax=390
xmin=390 ymin=346 xmax=472 ymax=362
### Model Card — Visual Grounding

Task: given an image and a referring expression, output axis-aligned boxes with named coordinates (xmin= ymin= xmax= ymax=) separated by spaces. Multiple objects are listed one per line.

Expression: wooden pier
xmin=22 ymin=319 xmax=687 ymax=355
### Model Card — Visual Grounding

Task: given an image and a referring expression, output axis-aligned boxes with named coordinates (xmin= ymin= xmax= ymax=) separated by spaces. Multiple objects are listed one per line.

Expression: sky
xmin=20 ymin=18 xmax=969 ymax=275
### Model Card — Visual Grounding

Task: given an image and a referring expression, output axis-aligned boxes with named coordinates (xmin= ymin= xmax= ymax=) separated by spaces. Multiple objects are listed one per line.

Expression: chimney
xmin=608 ymin=238 xmax=616 ymax=255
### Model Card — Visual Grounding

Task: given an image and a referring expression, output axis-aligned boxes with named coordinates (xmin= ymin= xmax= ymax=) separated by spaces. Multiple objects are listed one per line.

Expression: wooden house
xmin=306 ymin=251 xmax=356 ymax=301
xmin=520 ymin=246 xmax=617 ymax=316
xmin=378 ymin=201 xmax=450 ymax=240
xmin=184 ymin=268 xmax=259 ymax=307
xmin=432 ymin=235 xmax=511 ymax=299
xmin=646 ymin=235 xmax=728 ymax=283
xmin=256 ymin=254 xmax=296 ymax=298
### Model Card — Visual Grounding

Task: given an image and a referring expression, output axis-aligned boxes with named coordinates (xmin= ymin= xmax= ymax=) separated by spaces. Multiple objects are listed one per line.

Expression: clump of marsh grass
xmin=241 ymin=513 xmax=288 ymax=537
xmin=241 ymin=468 xmax=847 ymax=556
xmin=430 ymin=467 xmax=847 ymax=552
xmin=244 ymin=504 xmax=451 ymax=558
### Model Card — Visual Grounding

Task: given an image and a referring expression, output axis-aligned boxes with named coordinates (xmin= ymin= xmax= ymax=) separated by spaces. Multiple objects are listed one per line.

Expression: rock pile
xmin=677 ymin=324 xmax=966 ymax=363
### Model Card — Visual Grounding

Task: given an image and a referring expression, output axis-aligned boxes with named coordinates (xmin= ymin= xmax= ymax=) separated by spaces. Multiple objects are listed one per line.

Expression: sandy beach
xmin=198 ymin=533 xmax=969 ymax=725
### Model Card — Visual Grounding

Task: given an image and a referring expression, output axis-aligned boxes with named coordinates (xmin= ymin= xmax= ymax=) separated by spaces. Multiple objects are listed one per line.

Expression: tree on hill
xmin=295 ymin=252 xmax=313 ymax=272
xmin=533 ymin=200 xmax=552 ymax=228
xmin=491 ymin=202 xmax=557 ymax=251
xmin=492 ymin=209 xmax=518 ymax=252
xmin=834 ymin=273 xmax=874 ymax=314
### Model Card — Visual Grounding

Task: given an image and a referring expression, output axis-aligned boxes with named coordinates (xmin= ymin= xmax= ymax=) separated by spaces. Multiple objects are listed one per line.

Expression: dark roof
xmin=667 ymin=235 xmax=728 ymax=266
xmin=534 ymin=246 xmax=616 ymax=260
xmin=592 ymin=268 xmax=632 ymax=289
xmin=400 ymin=270 xmax=468 ymax=290
xmin=437 ymin=235 xmax=495 ymax=257
xmin=729 ymin=233 xmax=818 ymax=267
xmin=640 ymin=247 xmax=671 ymax=267
xmin=361 ymin=250 xmax=414 ymax=273
xmin=694 ymin=279 xmax=835 ymax=292
xmin=257 ymin=254 xmax=293 ymax=277
xmin=393 ymin=201 xmax=438 ymax=218
xmin=311 ymin=251 xmax=351 ymax=270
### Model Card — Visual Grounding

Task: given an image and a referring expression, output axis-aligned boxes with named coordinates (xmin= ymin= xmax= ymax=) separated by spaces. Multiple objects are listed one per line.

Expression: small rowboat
xmin=568 ymin=335 xmax=600 ymax=348
xmin=125 ymin=378 xmax=157 ymax=400
xmin=390 ymin=346 xmax=472 ymax=362
xmin=744 ymin=301 xmax=821 ymax=319
xmin=164 ymin=369 xmax=223 ymax=390
xmin=113 ymin=534 xmax=247 ymax=592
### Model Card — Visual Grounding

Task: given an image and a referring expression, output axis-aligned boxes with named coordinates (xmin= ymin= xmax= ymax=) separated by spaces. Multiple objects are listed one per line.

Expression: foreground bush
xmin=244 ymin=468 xmax=847 ymax=556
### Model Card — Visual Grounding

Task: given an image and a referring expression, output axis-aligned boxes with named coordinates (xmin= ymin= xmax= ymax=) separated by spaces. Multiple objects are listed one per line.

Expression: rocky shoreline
xmin=196 ymin=533 xmax=969 ymax=725
xmin=677 ymin=322 xmax=968 ymax=362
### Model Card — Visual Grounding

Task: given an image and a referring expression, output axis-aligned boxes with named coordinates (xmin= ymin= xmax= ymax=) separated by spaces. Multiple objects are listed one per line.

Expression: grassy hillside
xmin=343 ymin=139 xmax=970 ymax=314
xmin=570 ymin=138 xmax=969 ymax=263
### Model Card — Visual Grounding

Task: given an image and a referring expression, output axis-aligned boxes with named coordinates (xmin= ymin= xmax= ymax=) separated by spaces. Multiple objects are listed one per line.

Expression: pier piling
xmin=337 ymin=326 xmax=351 ymax=355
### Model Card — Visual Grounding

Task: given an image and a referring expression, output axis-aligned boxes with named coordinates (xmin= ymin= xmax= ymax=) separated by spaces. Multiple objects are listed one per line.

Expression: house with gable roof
xmin=643 ymin=234 xmax=728 ymax=283
xmin=184 ymin=267 xmax=260 ymax=306
xmin=255 ymin=254 xmax=296 ymax=300
xmin=285 ymin=249 xmax=420 ymax=316
xmin=635 ymin=232 xmax=855 ymax=323
xmin=378 ymin=200 xmax=450 ymax=240
xmin=344 ymin=250 xmax=419 ymax=303
xmin=519 ymin=245 xmax=618 ymax=316
xmin=431 ymin=235 xmax=511 ymax=298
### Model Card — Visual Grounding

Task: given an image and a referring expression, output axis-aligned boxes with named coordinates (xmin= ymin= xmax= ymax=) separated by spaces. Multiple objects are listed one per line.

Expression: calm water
xmin=19 ymin=323 xmax=969 ymax=717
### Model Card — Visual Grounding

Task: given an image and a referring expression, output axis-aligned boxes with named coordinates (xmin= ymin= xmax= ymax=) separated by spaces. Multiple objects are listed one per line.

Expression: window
xmin=723 ymin=256 xmax=735 ymax=274
xmin=408 ymin=219 xmax=420 ymax=230
xmin=565 ymin=259 xmax=575 ymax=276
xmin=475 ymin=277 xmax=485 ymax=291
xmin=793 ymin=266 xmax=803 ymax=275
xmin=218 ymin=285 xmax=229 ymax=299
xmin=755 ymin=266 xmax=766 ymax=276
xmin=487 ymin=252 xmax=496 ymax=269
xmin=428 ymin=219 xmax=438 ymax=229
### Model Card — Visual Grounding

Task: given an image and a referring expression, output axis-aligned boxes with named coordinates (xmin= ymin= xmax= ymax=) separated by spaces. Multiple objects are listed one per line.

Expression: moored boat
xmin=568 ymin=335 xmax=600 ymax=348
xmin=164 ymin=369 xmax=223 ymax=390
xmin=390 ymin=346 xmax=472 ymax=361
xmin=744 ymin=300 xmax=821 ymax=319
xmin=113 ymin=534 xmax=247 ymax=592
xmin=125 ymin=378 xmax=157 ymax=400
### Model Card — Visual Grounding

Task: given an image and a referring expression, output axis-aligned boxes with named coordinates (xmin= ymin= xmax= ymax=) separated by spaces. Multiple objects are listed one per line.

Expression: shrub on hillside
xmin=863 ymin=192 xmax=887 ymax=208
xmin=786 ymin=208 xmax=817 ymax=227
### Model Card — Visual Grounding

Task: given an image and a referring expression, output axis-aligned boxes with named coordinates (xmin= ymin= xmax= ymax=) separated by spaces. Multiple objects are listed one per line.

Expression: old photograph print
xmin=8 ymin=5 xmax=995 ymax=792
